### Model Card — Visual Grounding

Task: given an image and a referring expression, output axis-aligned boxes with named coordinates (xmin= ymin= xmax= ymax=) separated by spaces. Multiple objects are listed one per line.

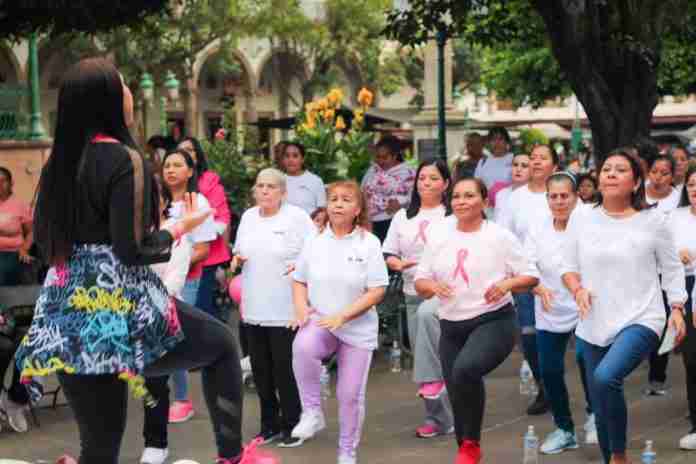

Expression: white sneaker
xmin=583 ymin=414 xmax=598 ymax=445
xmin=240 ymin=356 xmax=252 ymax=373
xmin=291 ymin=409 xmax=326 ymax=440
xmin=679 ymin=430 xmax=696 ymax=450
xmin=338 ymin=454 xmax=357 ymax=464
xmin=1 ymin=393 xmax=29 ymax=433
xmin=140 ymin=447 xmax=169 ymax=464
xmin=539 ymin=429 xmax=579 ymax=455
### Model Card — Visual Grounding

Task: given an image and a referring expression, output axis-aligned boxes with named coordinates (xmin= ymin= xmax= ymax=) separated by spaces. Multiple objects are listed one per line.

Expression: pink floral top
xmin=361 ymin=162 xmax=416 ymax=222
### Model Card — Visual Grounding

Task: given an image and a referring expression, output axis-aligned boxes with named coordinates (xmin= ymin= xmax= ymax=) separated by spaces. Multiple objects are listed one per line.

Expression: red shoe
xmin=455 ymin=440 xmax=481 ymax=464
xmin=56 ymin=456 xmax=78 ymax=464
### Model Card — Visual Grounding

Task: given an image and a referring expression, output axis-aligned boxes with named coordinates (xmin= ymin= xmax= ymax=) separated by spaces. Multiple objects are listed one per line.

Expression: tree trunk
xmin=533 ymin=0 xmax=661 ymax=165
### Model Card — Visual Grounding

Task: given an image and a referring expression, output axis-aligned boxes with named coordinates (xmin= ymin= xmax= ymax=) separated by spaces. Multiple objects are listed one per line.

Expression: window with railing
xmin=0 ymin=85 xmax=29 ymax=139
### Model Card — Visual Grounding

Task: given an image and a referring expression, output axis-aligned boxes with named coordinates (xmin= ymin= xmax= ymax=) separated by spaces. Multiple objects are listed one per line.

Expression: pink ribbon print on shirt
xmin=452 ymin=249 xmax=470 ymax=287
xmin=413 ymin=220 xmax=430 ymax=245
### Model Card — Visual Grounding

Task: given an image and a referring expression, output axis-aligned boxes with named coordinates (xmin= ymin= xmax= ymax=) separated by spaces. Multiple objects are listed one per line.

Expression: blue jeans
xmin=172 ymin=278 xmax=201 ymax=401
xmin=514 ymin=292 xmax=541 ymax=384
xmin=578 ymin=325 xmax=659 ymax=463
xmin=537 ymin=330 xmax=593 ymax=432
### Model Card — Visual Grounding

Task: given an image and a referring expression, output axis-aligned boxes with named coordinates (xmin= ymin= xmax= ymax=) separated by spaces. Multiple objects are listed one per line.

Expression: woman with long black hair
xmin=14 ymin=58 xmax=250 ymax=464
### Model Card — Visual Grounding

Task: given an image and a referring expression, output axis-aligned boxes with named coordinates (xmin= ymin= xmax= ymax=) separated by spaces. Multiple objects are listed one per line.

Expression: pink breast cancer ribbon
xmin=414 ymin=220 xmax=430 ymax=245
xmin=452 ymin=249 xmax=470 ymax=286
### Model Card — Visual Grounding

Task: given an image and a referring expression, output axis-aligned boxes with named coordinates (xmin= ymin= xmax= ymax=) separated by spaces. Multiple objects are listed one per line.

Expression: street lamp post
xmin=139 ymin=71 xmax=180 ymax=137
xmin=435 ymin=28 xmax=447 ymax=160
xmin=28 ymin=33 xmax=46 ymax=140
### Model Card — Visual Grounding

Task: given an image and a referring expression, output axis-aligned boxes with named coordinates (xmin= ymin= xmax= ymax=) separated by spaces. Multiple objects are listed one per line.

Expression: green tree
xmin=250 ymin=0 xmax=407 ymax=115
xmin=385 ymin=0 xmax=696 ymax=162
xmin=0 ymin=1 xmax=168 ymax=40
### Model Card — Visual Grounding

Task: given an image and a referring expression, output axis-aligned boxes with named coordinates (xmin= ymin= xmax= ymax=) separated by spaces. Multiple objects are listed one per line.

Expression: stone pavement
xmin=0 ymin=348 xmax=694 ymax=464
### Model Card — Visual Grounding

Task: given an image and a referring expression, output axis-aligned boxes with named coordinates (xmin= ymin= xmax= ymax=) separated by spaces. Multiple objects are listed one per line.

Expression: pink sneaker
xmin=168 ymin=400 xmax=194 ymax=423
xmin=416 ymin=423 xmax=454 ymax=438
xmin=418 ymin=381 xmax=446 ymax=400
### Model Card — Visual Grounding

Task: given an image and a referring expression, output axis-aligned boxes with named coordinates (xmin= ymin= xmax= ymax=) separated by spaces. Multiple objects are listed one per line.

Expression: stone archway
xmin=192 ymin=40 xmax=257 ymax=138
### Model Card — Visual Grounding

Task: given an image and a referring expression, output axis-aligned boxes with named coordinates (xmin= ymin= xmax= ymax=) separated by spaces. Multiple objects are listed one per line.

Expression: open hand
xmin=534 ymin=285 xmax=555 ymax=312
xmin=679 ymin=249 xmax=693 ymax=266
xmin=317 ymin=313 xmax=347 ymax=331
xmin=575 ymin=288 xmax=592 ymax=319
xmin=431 ymin=281 xmax=454 ymax=299
xmin=669 ymin=307 xmax=687 ymax=345
xmin=179 ymin=192 xmax=212 ymax=233
xmin=484 ymin=281 xmax=509 ymax=304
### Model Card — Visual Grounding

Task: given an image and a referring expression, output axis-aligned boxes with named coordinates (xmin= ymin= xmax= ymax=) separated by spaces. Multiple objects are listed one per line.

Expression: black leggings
xmin=58 ymin=299 xmax=243 ymax=464
xmin=440 ymin=306 xmax=517 ymax=443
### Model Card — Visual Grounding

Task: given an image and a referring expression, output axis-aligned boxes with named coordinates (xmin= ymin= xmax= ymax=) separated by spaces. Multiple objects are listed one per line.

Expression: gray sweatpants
xmin=405 ymin=294 xmax=453 ymax=428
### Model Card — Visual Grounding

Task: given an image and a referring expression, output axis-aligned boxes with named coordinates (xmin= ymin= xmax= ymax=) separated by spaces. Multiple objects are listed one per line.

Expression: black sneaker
xmin=255 ymin=429 xmax=282 ymax=445
xmin=277 ymin=434 xmax=305 ymax=448
xmin=527 ymin=391 xmax=550 ymax=416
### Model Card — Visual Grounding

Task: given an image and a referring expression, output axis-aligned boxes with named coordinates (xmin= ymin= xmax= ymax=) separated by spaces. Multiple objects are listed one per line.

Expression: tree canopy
xmin=0 ymin=1 xmax=168 ymax=40
xmin=385 ymin=0 xmax=696 ymax=160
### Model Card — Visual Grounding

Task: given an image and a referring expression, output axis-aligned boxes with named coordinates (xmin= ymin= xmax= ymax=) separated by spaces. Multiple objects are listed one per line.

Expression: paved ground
xmin=1 ymin=346 xmax=694 ymax=464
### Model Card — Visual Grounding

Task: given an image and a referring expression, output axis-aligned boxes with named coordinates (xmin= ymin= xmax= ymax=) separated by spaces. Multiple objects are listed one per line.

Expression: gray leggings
xmin=405 ymin=295 xmax=453 ymax=428
xmin=440 ymin=306 xmax=517 ymax=443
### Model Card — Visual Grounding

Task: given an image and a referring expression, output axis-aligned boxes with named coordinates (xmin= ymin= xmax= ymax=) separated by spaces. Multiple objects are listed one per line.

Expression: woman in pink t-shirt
xmin=415 ymin=177 xmax=538 ymax=464
xmin=0 ymin=167 xmax=33 ymax=285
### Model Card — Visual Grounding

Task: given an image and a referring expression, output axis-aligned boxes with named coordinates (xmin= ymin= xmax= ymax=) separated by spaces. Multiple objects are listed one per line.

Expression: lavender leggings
xmin=293 ymin=323 xmax=373 ymax=458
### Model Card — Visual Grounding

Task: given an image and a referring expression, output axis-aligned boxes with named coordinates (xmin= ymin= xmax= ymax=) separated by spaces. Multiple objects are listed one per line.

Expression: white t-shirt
xmin=668 ymin=207 xmax=696 ymax=277
xmin=293 ymin=226 xmax=389 ymax=350
xmin=234 ymin=203 xmax=316 ymax=326
xmin=285 ymin=170 xmax=326 ymax=215
xmin=647 ymin=187 xmax=681 ymax=214
xmin=474 ymin=153 xmax=514 ymax=190
xmin=561 ymin=206 xmax=687 ymax=347
xmin=493 ymin=185 xmax=515 ymax=224
xmin=501 ymin=185 xmax=550 ymax=242
xmin=382 ymin=206 xmax=448 ymax=296
xmin=168 ymin=196 xmax=217 ymax=279
xmin=415 ymin=220 xmax=537 ymax=322
xmin=525 ymin=217 xmax=578 ymax=333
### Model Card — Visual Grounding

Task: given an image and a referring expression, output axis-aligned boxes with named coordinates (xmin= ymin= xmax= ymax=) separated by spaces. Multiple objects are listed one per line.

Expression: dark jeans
xmin=680 ymin=275 xmax=696 ymax=428
xmin=246 ymin=324 xmax=301 ymax=435
xmin=578 ymin=325 xmax=659 ymax=464
xmin=439 ymin=306 xmax=517 ymax=443
xmin=514 ymin=291 xmax=541 ymax=385
xmin=58 ymin=299 xmax=243 ymax=464
xmin=196 ymin=264 xmax=222 ymax=321
xmin=371 ymin=219 xmax=392 ymax=243
xmin=537 ymin=330 xmax=593 ymax=432
xmin=142 ymin=376 xmax=169 ymax=449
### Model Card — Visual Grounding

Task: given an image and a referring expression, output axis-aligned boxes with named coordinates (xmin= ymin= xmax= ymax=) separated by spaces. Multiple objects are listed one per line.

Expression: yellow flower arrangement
xmin=357 ymin=87 xmax=374 ymax=107
xmin=327 ymin=88 xmax=344 ymax=107
xmin=323 ymin=108 xmax=336 ymax=121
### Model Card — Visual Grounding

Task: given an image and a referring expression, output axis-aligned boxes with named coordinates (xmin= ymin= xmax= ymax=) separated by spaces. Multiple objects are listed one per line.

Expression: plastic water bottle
xmin=522 ymin=425 xmax=539 ymax=464
xmin=641 ymin=440 xmax=657 ymax=464
xmin=390 ymin=341 xmax=402 ymax=373
xmin=519 ymin=361 xmax=533 ymax=396
xmin=320 ymin=364 xmax=331 ymax=400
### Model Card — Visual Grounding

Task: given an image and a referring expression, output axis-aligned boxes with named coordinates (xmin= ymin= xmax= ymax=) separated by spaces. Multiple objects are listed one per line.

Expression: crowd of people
xmin=0 ymin=57 xmax=695 ymax=464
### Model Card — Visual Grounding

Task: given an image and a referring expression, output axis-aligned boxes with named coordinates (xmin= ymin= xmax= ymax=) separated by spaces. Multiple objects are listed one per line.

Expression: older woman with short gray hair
xmin=232 ymin=167 xmax=317 ymax=446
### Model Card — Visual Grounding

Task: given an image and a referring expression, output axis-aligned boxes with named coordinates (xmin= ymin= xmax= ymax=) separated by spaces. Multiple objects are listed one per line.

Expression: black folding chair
xmin=0 ymin=285 xmax=63 ymax=427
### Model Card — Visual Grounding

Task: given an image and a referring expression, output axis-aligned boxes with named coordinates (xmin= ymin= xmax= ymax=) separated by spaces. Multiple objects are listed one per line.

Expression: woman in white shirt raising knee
xmin=561 ymin=148 xmax=687 ymax=464
xmin=290 ymin=180 xmax=388 ymax=464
